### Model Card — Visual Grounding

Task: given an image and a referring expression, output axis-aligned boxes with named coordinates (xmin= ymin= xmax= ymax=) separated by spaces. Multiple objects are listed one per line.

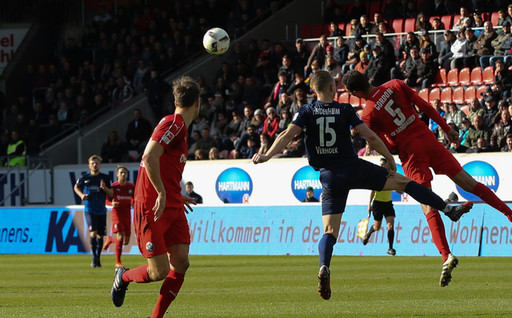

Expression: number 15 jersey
xmin=292 ymin=100 xmax=363 ymax=170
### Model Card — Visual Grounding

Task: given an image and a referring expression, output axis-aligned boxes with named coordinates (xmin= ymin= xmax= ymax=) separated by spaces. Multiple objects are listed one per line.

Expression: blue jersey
xmin=292 ymin=100 xmax=363 ymax=170
xmin=75 ymin=173 xmax=112 ymax=215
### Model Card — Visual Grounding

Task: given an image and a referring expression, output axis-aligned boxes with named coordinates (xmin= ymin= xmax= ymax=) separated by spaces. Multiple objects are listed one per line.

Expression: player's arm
xmin=142 ymin=139 xmax=166 ymax=221
xmin=253 ymin=124 xmax=302 ymax=164
xmin=100 ymin=179 xmax=113 ymax=197
xmin=354 ymin=123 xmax=396 ymax=175
xmin=73 ymin=181 xmax=88 ymax=201
xmin=368 ymin=190 xmax=375 ymax=212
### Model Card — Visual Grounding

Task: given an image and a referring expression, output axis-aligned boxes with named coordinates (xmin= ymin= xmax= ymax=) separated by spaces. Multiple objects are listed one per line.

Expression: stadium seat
xmin=440 ymin=15 xmax=452 ymax=30
xmin=458 ymin=68 xmax=471 ymax=85
xmin=357 ymin=109 xmax=364 ymax=118
xmin=338 ymin=92 xmax=349 ymax=103
xmin=482 ymin=12 xmax=490 ymax=22
xmin=460 ymin=105 xmax=470 ymax=115
xmin=441 ymin=87 xmax=452 ymax=103
xmin=338 ymin=22 xmax=345 ymax=33
xmin=360 ymin=98 xmax=366 ymax=108
xmin=300 ymin=24 xmax=312 ymax=38
xmin=471 ymin=67 xmax=483 ymax=85
xmin=452 ymin=86 xmax=464 ymax=104
xmin=476 ymin=86 xmax=486 ymax=99
xmin=311 ymin=24 xmax=325 ymax=37
xmin=429 ymin=87 xmax=441 ymax=102
xmin=349 ymin=95 xmax=361 ymax=107
xmin=433 ymin=68 xmax=447 ymax=87
xmin=491 ymin=12 xmax=499 ymax=26
xmin=483 ymin=66 xmax=494 ymax=84
xmin=228 ymin=149 xmax=237 ymax=159
xmin=392 ymin=18 xmax=404 ymax=33
xmin=404 ymin=18 xmax=415 ymax=33
xmin=447 ymin=68 xmax=459 ymax=86
xmin=418 ymin=88 xmax=429 ymax=102
xmin=453 ymin=14 xmax=461 ymax=26
xmin=429 ymin=16 xmax=439 ymax=24
xmin=219 ymin=150 xmax=228 ymax=159
xmin=464 ymin=86 xmax=476 ymax=103
xmin=323 ymin=24 xmax=331 ymax=36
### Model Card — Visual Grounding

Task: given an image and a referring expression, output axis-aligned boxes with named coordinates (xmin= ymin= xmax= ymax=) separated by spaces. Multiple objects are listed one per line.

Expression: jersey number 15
xmin=316 ymin=116 xmax=336 ymax=147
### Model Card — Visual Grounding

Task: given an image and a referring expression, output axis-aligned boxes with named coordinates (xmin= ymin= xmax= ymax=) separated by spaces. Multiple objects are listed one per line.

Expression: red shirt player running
xmin=342 ymin=70 xmax=512 ymax=287
xmin=103 ymin=165 xmax=135 ymax=268
xmin=111 ymin=76 xmax=198 ymax=318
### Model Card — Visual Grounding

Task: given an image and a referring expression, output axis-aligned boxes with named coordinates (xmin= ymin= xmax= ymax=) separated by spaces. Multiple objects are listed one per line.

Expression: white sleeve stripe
xmin=159 ymin=116 xmax=185 ymax=144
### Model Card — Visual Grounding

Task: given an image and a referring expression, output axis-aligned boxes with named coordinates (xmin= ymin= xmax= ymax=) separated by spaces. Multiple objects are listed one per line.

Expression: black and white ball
xmin=203 ymin=27 xmax=230 ymax=55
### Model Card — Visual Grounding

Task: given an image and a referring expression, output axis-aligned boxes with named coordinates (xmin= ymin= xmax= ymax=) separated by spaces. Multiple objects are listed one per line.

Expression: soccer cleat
xmin=103 ymin=236 xmax=113 ymax=251
xmin=96 ymin=258 xmax=102 ymax=268
xmin=317 ymin=265 xmax=331 ymax=300
xmin=362 ymin=232 xmax=370 ymax=245
xmin=387 ymin=248 xmax=396 ymax=256
xmin=440 ymin=254 xmax=458 ymax=287
xmin=111 ymin=266 xmax=129 ymax=307
xmin=91 ymin=259 xmax=97 ymax=268
xmin=445 ymin=201 xmax=474 ymax=222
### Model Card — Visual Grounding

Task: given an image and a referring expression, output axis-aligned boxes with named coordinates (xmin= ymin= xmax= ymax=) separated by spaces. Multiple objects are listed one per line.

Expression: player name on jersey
xmin=315 ymin=146 xmax=339 ymax=154
xmin=312 ymin=107 xmax=341 ymax=115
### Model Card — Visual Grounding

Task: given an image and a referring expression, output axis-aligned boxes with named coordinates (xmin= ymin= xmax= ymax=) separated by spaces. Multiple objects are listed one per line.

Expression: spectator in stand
xmin=195 ymin=127 xmax=218 ymax=156
xmin=375 ymin=32 xmax=396 ymax=66
xmin=187 ymin=130 xmax=202 ymax=158
xmin=144 ymin=68 xmax=168 ymax=119
xmin=6 ymin=130 xmax=27 ymax=167
xmin=262 ymin=106 xmax=280 ymax=140
xmin=482 ymin=95 xmax=500 ymax=129
xmin=279 ymin=55 xmax=296 ymax=84
xmin=305 ymin=35 xmax=329 ymax=74
xmin=265 ymin=71 xmax=289 ymax=109
xmin=450 ymin=27 xmax=471 ymax=69
xmin=429 ymin=99 xmax=445 ymax=137
xmin=365 ymin=45 xmax=388 ymax=86
xmin=489 ymin=21 xmax=512 ymax=68
xmin=277 ymin=107 xmax=292 ymax=134
xmin=252 ymin=109 xmax=266 ymax=135
xmin=185 ymin=181 xmax=203 ymax=204
xmin=431 ymin=17 xmax=445 ymax=32
xmin=453 ymin=7 xmax=473 ymax=30
xmin=419 ymin=30 xmax=438 ymax=59
xmin=236 ymin=124 xmax=261 ymax=152
xmin=291 ymin=38 xmax=309 ymax=76
xmin=468 ymin=97 xmax=485 ymax=123
xmin=240 ymin=106 xmax=254 ymax=133
xmin=466 ymin=137 xmax=492 ymax=153
xmin=415 ymin=12 xmax=432 ymax=31
xmin=225 ymin=110 xmax=244 ymax=142
xmin=502 ymin=133 xmax=512 ymax=152
xmin=348 ymin=19 xmax=361 ymax=37
xmin=276 ymin=92 xmax=292 ymax=115
xmin=494 ymin=59 xmax=512 ymax=97
xmin=124 ymin=108 xmax=152 ymax=160
xmin=398 ymin=32 xmax=420 ymax=63
xmin=445 ymin=103 xmax=467 ymax=128
xmin=459 ymin=117 xmax=472 ymax=147
xmin=370 ymin=13 xmax=390 ymax=34
xmin=358 ymin=15 xmax=374 ymax=35
xmin=287 ymin=73 xmax=310 ymax=96
xmin=344 ymin=35 xmax=366 ymax=73
xmin=415 ymin=48 xmax=439 ymax=89
xmin=490 ymin=109 xmax=512 ymax=150
xmin=289 ymin=88 xmax=307 ymax=116
xmin=438 ymin=30 xmax=456 ymax=69
xmin=194 ymin=149 xmax=207 ymax=160
xmin=377 ymin=22 xmax=392 ymax=34
xmin=471 ymin=21 xmax=498 ymax=69
xmin=112 ymin=77 xmax=134 ymax=108
xmin=333 ymin=36 xmax=349 ymax=67
xmin=240 ymin=136 xmax=258 ymax=159
xmin=329 ymin=22 xmax=344 ymax=37
xmin=355 ymin=51 xmax=370 ymax=74
xmin=466 ymin=115 xmax=491 ymax=148
xmin=258 ymin=132 xmax=273 ymax=155
xmin=392 ymin=46 xmax=421 ymax=86
xmin=43 ymin=115 xmax=63 ymax=143
xmin=101 ymin=130 xmax=126 ymax=163
xmin=324 ymin=56 xmax=342 ymax=89
xmin=497 ymin=8 xmax=512 ymax=26
xmin=209 ymin=147 xmax=220 ymax=160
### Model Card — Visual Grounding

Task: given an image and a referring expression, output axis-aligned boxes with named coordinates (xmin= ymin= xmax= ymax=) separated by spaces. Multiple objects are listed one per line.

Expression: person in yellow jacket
xmin=362 ymin=158 xmax=396 ymax=256
xmin=6 ymin=130 xmax=26 ymax=167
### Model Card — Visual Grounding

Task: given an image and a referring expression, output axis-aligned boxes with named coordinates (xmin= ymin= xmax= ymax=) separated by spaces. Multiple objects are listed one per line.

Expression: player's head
xmin=341 ymin=70 xmax=371 ymax=99
xmin=311 ymin=70 xmax=335 ymax=97
xmin=185 ymin=181 xmax=194 ymax=194
xmin=116 ymin=165 xmax=128 ymax=182
xmin=173 ymin=76 xmax=200 ymax=116
xmin=88 ymin=155 xmax=102 ymax=174
xmin=379 ymin=157 xmax=388 ymax=168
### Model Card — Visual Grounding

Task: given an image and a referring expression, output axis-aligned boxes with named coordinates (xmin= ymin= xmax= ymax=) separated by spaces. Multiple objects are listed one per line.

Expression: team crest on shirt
xmin=128 ymin=189 xmax=133 ymax=194
xmin=161 ymin=130 xmax=175 ymax=144
xmin=146 ymin=242 xmax=154 ymax=253
xmin=180 ymin=154 xmax=187 ymax=163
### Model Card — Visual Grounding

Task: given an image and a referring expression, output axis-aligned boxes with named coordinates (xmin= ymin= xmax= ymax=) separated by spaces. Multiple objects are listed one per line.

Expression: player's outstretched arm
xmin=253 ymin=124 xmax=302 ymax=164
xmin=354 ymin=123 xmax=396 ymax=175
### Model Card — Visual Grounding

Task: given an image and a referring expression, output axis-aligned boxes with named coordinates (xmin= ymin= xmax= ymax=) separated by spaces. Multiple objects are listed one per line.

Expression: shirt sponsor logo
xmin=216 ymin=168 xmax=253 ymax=203
xmin=457 ymin=161 xmax=499 ymax=201
xmin=291 ymin=166 xmax=321 ymax=202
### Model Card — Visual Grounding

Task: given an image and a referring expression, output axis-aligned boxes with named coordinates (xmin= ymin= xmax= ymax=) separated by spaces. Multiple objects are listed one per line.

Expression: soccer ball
xmin=203 ymin=28 xmax=230 ymax=55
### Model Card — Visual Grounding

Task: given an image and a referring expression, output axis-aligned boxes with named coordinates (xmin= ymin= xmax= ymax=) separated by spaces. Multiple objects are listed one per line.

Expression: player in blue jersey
xmin=74 ymin=155 xmax=113 ymax=268
xmin=253 ymin=70 xmax=473 ymax=300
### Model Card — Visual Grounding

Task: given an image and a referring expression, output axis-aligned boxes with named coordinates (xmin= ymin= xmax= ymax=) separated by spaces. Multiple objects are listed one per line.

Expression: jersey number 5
xmin=316 ymin=117 xmax=336 ymax=147
xmin=384 ymin=100 xmax=405 ymax=126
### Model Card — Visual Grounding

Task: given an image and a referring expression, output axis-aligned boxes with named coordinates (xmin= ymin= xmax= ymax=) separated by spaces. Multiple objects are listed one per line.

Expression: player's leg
xmin=363 ymin=216 xmax=382 ymax=245
xmin=95 ymin=214 xmax=107 ymax=268
xmin=151 ymin=243 xmax=190 ymax=318
xmin=451 ymin=169 xmax=512 ymax=221
xmin=385 ymin=215 xmax=395 ymax=255
xmin=115 ymin=231 xmax=125 ymax=267
xmin=317 ymin=213 xmax=341 ymax=300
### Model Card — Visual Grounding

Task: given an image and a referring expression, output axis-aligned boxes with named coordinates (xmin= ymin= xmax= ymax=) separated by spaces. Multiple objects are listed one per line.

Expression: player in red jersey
xmin=343 ymin=70 xmax=512 ymax=287
xmin=103 ymin=165 xmax=135 ymax=268
xmin=111 ymin=76 xmax=197 ymax=318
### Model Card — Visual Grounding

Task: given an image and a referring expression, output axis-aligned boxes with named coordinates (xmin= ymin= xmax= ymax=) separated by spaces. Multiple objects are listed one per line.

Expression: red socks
xmin=426 ymin=210 xmax=450 ymax=262
xmin=151 ymin=270 xmax=185 ymax=318
xmin=472 ymin=182 xmax=512 ymax=219
xmin=115 ymin=238 xmax=122 ymax=264
xmin=122 ymin=264 xmax=150 ymax=283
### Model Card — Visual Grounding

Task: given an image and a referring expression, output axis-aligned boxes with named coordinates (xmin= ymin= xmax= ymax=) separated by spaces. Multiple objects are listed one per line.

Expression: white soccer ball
xmin=203 ymin=27 xmax=230 ymax=55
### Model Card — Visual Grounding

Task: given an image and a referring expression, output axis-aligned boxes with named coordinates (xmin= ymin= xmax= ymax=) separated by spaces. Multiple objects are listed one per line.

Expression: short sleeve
xmin=291 ymin=106 xmax=309 ymax=128
xmin=152 ymin=116 xmax=185 ymax=149
xmin=345 ymin=104 xmax=363 ymax=127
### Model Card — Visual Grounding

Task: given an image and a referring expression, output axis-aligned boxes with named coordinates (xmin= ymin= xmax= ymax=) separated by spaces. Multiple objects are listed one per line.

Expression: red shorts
xmin=133 ymin=201 xmax=190 ymax=258
xmin=111 ymin=206 xmax=131 ymax=235
xmin=399 ymin=135 xmax=462 ymax=187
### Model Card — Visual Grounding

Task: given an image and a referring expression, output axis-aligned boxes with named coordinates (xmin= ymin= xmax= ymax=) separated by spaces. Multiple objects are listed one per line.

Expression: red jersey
xmin=362 ymin=80 xmax=451 ymax=150
xmin=112 ymin=181 xmax=135 ymax=210
xmin=134 ymin=114 xmax=188 ymax=207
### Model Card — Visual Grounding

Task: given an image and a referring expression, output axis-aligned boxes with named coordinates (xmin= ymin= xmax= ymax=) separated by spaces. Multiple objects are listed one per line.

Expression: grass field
xmin=1 ymin=254 xmax=511 ymax=317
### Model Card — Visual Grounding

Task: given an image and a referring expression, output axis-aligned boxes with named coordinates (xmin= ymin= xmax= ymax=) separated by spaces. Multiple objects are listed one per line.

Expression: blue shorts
xmin=320 ymin=158 xmax=389 ymax=215
xmin=84 ymin=212 xmax=107 ymax=236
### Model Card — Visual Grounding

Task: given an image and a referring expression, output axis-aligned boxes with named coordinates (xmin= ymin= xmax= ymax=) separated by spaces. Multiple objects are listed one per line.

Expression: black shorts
xmin=84 ymin=212 xmax=107 ymax=236
xmin=371 ymin=200 xmax=395 ymax=222
xmin=320 ymin=158 xmax=389 ymax=215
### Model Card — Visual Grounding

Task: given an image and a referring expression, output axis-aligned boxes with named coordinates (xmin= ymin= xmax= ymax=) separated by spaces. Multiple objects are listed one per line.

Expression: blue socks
xmin=318 ymin=233 xmax=336 ymax=267
xmin=404 ymin=181 xmax=447 ymax=211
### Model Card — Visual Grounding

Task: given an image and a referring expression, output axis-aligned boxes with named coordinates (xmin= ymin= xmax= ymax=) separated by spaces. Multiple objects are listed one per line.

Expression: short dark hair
xmin=342 ymin=70 xmax=370 ymax=93
xmin=173 ymin=76 xmax=200 ymax=107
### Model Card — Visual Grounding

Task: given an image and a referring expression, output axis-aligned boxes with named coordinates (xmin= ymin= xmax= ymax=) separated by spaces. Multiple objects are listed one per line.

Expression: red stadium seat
xmin=360 ymin=98 xmax=367 ymax=108
xmin=429 ymin=87 xmax=441 ymax=102
xmin=459 ymin=68 xmax=471 ymax=85
xmin=447 ymin=68 xmax=459 ymax=86
xmin=460 ymin=105 xmax=470 ymax=115
xmin=392 ymin=18 xmax=404 ymax=33
xmin=452 ymin=86 xmax=464 ymax=104
xmin=482 ymin=12 xmax=490 ymax=22
xmin=338 ymin=92 xmax=349 ymax=104
xmin=464 ymin=86 xmax=476 ymax=103
xmin=323 ymin=24 xmax=331 ymax=36
xmin=453 ymin=14 xmax=461 ymax=26
xmin=491 ymin=12 xmax=499 ymax=26
xmin=476 ymin=86 xmax=486 ymax=100
xmin=419 ymin=88 xmax=429 ymax=102
xmin=434 ymin=68 xmax=447 ymax=87
xmin=300 ymin=24 xmax=312 ymax=38
xmin=483 ymin=66 xmax=494 ymax=84
xmin=404 ymin=18 xmax=415 ymax=33
xmin=350 ymin=95 xmax=361 ymax=107
xmin=219 ymin=150 xmax=229 ymax=159
xmin=429 ymin=16 xmax=439 ymax=24
xmin=440 ymin=15 xmax=453 ymax=30
xmin=338 ymin=22 xmax=346 ymax=34
xmin=471 ymin=67 xmax=483 ymax=85
xmin=441 ymin=87 xmax=452 ymax=103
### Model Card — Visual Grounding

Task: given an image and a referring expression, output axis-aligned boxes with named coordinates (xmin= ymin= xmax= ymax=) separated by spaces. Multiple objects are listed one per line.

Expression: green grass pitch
xmin=1 ymin=254 xmax=511 ymax=317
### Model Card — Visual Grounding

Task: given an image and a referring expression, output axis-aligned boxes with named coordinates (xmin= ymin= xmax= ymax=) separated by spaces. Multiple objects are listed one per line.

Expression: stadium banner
xmin=1 ymin=204 xmax=511 ymax=256
xmin=45 ymin=152 xmax=512 ymax=207
xmin=0 ymin=28 xmax=29 ymax=75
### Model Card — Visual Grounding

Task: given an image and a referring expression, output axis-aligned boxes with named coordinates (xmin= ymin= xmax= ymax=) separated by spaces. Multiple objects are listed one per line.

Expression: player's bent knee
xmin=149 ymin=266 xmax=170 ymax=281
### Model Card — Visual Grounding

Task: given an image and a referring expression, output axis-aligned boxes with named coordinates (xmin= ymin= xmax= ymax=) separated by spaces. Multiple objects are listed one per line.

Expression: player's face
xmin=117 ymin=168 xmax=128 ymax=182
xmin=89 ymin=159 xmax=100 ymax=173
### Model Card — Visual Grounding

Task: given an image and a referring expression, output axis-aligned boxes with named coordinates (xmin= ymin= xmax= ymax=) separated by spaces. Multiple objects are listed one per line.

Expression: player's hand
xmin=182 ymin=195 xmax=196 ymax=214
xmin=252 ymin=153 xmax=270 ymax=164
xmin=447 ymin=129 xmax=459 ymax=143
xmin=81 ymin=194 xmax=89 ymax=201
xmin=112 ymin=200 xmax=119 ymax=208
xmin=153 ymin=193 xmax=166 ymax=221
xmin=100 ymin=180 xmax=106 ymax=190
xmin=386 ymin=157 xmax=397 ymax=176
